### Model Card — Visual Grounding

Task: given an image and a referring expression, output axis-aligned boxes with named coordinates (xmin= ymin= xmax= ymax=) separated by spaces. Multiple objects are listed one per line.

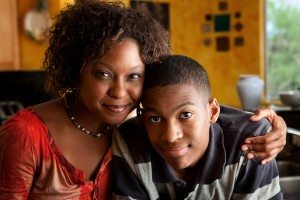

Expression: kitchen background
xmin=0 ymin=0 xmax=266 ymax=107
xmin=2 ymin=0 xmax=300 ymax=127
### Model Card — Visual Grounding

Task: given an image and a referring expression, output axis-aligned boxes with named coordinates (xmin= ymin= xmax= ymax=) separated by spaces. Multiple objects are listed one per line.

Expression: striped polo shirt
xmin=112 ymin=106 xmax=282 ymax=200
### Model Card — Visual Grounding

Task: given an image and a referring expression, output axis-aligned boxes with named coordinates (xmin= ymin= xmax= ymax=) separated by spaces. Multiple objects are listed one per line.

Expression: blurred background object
xmin=279 ymin=90 xmax=300 ymax=108
xmin=23 ymin=0 xmax=51 ymax=42
xmin=0 ymin=71 xmax=53 ymax=125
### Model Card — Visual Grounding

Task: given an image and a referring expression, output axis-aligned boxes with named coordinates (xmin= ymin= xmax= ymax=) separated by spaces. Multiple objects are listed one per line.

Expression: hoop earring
xmin=136 ymin=103 xmax=144 ymax=117
xmin=65 ymin=87 xmax=79 ymax=105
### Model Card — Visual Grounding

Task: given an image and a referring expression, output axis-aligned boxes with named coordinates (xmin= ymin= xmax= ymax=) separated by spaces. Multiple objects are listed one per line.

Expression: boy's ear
xmin=209 ymin=98 xmax=220 ymax=123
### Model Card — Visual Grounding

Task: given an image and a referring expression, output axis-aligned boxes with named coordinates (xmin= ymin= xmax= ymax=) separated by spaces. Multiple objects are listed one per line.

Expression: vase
xmin=237 ymin=75 xmax=264 ymax=111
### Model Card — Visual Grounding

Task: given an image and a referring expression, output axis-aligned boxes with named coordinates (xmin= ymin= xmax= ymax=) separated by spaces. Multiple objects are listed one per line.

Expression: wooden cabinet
xmin=0 ymin=0 xmax=19 ymax=70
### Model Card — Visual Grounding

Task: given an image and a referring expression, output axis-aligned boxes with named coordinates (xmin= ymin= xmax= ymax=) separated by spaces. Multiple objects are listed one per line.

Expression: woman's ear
xmin=209 ymin=98 xmax=220 ymax=123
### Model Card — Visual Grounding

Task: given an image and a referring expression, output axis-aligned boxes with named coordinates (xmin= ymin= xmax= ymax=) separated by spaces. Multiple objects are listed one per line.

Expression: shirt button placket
xmin=93 ymin=187 xmax=99 ymax=200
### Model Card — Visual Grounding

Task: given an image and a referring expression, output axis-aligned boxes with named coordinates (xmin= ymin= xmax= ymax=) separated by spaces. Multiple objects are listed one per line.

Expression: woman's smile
xmin=103 ymin=104 xmax=131 ymax=113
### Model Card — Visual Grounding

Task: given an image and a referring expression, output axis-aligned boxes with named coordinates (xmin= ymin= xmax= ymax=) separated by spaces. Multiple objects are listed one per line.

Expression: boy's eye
xmin=149 ymin=116 xmax=161 ymax=123
xmin=180 ymin=112 xmax=193 ymax=119
xmin=128 ymin=73 xmax=142 ymax=80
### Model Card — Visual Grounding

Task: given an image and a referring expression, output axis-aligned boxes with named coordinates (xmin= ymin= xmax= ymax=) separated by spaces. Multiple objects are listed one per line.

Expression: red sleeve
xmin=0 ymin=115 xmax=38 ymax=199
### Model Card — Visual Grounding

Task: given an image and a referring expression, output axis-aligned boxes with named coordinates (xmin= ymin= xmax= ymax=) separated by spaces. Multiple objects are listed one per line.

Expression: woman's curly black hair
xmin=43 ymin=1 xmax=170 ymax=97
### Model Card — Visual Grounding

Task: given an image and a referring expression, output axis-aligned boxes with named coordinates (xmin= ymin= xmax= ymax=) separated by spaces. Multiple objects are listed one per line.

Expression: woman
xmin=0 ymin=1 xmax=286 ymax=199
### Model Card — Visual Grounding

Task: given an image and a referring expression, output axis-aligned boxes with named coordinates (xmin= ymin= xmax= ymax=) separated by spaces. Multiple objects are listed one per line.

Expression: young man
xmin=112 ymin=55 xmax=282 ymax=199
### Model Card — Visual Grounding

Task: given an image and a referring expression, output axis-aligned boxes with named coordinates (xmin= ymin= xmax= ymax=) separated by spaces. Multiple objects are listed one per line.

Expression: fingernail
xmin=247 ymin=154 xmax=254 ymax=159
xmin=241 ymin=146 xmax=248 ymax=151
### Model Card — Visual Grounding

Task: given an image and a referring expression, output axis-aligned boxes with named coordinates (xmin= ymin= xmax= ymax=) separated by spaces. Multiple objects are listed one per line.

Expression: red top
xmin=0 ymin=108 xmax=112 ymax=199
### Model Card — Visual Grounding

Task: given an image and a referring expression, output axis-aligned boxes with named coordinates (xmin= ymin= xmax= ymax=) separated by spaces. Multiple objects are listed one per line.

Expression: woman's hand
xmin=241 ymin=107 xmax=287 ymax=164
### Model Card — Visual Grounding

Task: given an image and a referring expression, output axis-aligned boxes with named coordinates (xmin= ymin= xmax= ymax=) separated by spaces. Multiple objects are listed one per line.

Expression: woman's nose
xmin=108 ymin=79 xmax=126 ymax=99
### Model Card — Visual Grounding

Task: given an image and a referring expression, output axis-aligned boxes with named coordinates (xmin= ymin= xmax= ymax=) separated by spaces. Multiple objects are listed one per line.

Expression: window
xmin=266 ymin=0 xmax=300 ymax=100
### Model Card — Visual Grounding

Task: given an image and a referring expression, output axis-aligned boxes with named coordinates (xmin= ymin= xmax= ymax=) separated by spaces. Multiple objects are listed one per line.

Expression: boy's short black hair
xmin=143 ymin=55 xmax=211 ymax=102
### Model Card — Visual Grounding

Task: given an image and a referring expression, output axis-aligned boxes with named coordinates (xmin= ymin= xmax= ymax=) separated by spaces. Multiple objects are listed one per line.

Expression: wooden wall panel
xmin=0 ymin=0 xmax=19 ymax=70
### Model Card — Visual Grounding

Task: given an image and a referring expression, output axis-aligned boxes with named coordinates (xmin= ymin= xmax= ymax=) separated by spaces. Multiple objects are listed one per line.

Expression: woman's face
xmin=78 ymin=39 xmax=145 ymax=125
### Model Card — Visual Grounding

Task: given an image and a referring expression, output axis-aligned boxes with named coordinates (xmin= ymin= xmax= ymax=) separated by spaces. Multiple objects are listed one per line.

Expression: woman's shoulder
xmin=11 ymin=107 xmax=43 ymax=122
xmin=0 ymin=107 xmax=48 ymax=140
xmin=0 ymin=99 xmax=64 ymax=141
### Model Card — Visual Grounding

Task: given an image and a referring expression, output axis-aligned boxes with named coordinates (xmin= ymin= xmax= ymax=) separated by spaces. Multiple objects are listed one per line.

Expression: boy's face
xmin=141 ymin=84 xmax=220 ymax=175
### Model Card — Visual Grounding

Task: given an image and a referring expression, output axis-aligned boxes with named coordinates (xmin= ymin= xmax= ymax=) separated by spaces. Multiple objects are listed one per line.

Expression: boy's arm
xmin=233 ymin=115 xmax=283 ymax=200
xmin=232 ymin=159 xmax=282 ymax=200
xmin=242 ymin=107 xmax=287 ymax=164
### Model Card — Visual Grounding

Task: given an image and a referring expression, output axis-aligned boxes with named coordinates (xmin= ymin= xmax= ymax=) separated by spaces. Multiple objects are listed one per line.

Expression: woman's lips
xmin=161 ymin=145 xmax=189 ymax=158
xmin=104 ymin=104 xmax=129 ymax=113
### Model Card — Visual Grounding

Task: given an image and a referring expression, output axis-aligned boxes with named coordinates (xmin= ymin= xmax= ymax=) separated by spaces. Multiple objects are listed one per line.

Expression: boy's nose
xmin=109 ymin=80 xmax=126 ymax=99
xmin=161 ymin=122 xmax=182 ymax=143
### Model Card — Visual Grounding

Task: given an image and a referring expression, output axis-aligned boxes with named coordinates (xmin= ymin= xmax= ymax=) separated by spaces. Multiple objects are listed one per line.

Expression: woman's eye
xmin=95 ymin=71 xmax=110 ymax=78
xmin=149 ymin=116 xmax=161 ymax=123
xmin=180 ymin=112 xmax=193 ymax=119
xmin=128 ymin=73 xmax=141 ymax=80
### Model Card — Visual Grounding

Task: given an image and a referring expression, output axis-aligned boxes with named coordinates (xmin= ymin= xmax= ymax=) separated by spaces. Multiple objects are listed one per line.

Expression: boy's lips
xmin=103 ymin=104 xmax=130 ymax=113
xmin=161 ymin=145 xmax=189 ymax=158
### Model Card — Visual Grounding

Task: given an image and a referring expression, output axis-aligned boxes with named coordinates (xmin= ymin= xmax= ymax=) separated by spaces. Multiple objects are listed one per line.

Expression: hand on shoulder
xmin=241 ymin=107 xmax=287 ymax=164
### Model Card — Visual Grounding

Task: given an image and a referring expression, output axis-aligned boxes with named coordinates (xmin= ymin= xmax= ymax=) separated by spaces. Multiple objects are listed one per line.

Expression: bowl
xmin=279 ymin=91 xmax=300 ymax=107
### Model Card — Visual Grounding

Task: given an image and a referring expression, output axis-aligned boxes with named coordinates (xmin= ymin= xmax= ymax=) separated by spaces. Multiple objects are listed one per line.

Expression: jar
xmin=237 ymin=74 xmax=264 ymax=111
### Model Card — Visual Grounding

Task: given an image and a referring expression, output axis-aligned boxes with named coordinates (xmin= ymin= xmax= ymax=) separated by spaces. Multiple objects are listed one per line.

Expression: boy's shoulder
xmin=217 ymin=105 xmax=271 ymax=137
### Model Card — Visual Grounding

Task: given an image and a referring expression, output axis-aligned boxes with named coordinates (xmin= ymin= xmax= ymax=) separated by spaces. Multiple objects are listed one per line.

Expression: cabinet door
xmin=0 ymin=0 xmax=19 ymax=70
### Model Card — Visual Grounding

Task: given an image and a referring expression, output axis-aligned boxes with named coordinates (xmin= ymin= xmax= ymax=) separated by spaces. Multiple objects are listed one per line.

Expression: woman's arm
xmin=0 ymin=118 xmax=35 ymax=198
xmin=241 ymin=108 xmax=287 ymax=164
